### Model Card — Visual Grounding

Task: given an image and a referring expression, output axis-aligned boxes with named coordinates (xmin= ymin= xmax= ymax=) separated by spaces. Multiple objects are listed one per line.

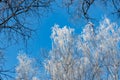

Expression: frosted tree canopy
xmin=45 ymin=18 xmax=120 ymax=80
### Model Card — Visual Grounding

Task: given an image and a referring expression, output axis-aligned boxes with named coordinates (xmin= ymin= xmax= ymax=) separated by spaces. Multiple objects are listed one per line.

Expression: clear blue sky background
xmin=3 ymin=2 xmax=118 ymax=78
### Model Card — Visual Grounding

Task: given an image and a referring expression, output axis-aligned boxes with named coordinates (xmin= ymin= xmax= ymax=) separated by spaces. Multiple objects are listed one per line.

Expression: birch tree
xmin=45 ymin=18 xmax=120 ymax=80
xmin=16 ymin=53 xmax=39 ymax=80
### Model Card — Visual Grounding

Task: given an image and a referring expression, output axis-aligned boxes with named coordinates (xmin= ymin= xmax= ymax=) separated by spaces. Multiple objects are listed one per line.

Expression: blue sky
xmin=3 ymin=2 xmax=117 ymax=78
xmin=5 ymin=6 xmax=77 ymax=68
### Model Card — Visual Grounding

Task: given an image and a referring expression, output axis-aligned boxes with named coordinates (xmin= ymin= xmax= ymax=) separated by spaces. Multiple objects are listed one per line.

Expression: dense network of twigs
xmin=0 ymin=0 xmax=54 ymax=48
xmin=61 ymin=0 xmax=120 ymax=20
